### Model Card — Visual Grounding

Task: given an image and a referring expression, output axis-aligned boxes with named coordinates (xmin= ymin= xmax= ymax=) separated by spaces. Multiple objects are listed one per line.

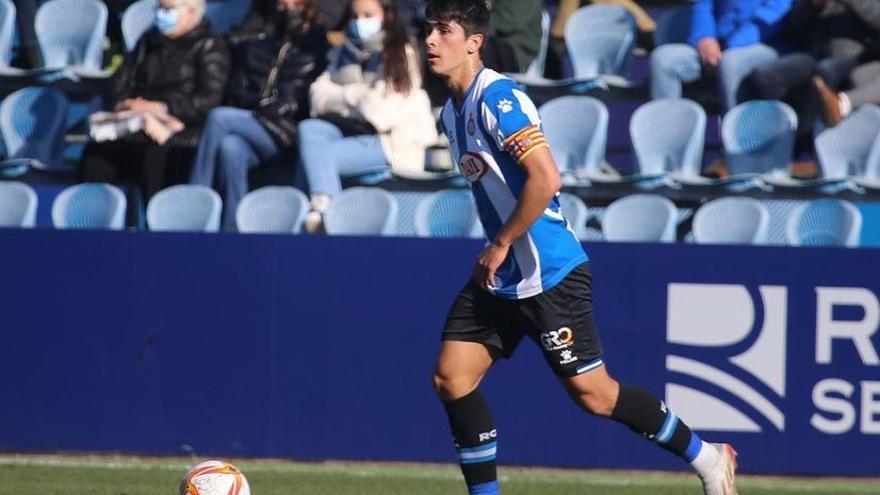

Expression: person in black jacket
xmin=189 ymin=0 xmax=328 ymax=231
xmin=81 ymin=0 xmax=230 ymax=219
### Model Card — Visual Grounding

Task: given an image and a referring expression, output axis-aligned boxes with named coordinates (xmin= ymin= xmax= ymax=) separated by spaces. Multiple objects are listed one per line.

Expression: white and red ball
xmin=179 ymin=460 xmax=251 ymax=495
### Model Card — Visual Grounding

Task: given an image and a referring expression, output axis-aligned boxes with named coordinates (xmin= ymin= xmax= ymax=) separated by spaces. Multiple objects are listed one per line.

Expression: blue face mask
xmin=348 ymin=17 xmax=382 ymax=42
xmin=155 ymin=7 xmax=180 ymax=34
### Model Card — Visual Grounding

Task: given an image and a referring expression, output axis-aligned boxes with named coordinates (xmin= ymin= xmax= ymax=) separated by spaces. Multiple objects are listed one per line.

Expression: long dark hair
xmin=375 ymin=0 xmax=417 ymax=94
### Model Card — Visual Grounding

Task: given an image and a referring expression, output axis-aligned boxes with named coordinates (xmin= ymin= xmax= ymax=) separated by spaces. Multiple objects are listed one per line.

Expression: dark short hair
xmin=425 ymin=0 xmax=491 ymax=38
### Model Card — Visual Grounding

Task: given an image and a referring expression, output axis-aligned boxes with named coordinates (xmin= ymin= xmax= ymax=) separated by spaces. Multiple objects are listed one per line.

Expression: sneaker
xmin=699 ymin=443 xmax=738 ymax=495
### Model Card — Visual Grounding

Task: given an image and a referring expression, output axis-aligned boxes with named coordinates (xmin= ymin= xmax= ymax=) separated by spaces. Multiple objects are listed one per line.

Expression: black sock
xmin=442 ymin=388 xmax=498 ymax=488
xmin=611 ymin=383 xmax=702 ymax=461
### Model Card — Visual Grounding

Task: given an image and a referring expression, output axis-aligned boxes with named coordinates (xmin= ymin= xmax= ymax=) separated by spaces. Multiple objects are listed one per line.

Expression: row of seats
xmin=0 ymin=0 xmax=252 ymax=72
xmin=0 ymin=181 xmax=863 ymax=247
xmin=542 ymin=96 xmax=880 ymax=191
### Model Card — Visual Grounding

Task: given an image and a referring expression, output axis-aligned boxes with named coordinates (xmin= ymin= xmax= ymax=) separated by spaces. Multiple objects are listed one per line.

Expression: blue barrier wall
xmin=0 ymin=230 xmax=878 ymax=476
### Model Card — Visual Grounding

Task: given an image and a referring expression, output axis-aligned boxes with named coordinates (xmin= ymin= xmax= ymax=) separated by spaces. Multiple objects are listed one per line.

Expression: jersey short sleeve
xmin=480 ymin=82 xmax=548 ymax=163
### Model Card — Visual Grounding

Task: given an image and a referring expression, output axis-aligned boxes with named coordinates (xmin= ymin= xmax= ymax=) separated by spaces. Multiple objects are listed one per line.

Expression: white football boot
xmin=699 ymin=443 xmax=738 ymax=495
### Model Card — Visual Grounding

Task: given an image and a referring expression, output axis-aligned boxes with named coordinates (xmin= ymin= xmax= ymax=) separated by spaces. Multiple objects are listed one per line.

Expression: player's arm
xmin=474 ymin=140 xmax=561 ymax=291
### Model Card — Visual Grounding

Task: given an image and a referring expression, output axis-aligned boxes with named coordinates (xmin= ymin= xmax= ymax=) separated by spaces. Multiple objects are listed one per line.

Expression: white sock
xmin=310 ymin=194 xmax=332 ymax=213
xmin=839 ymin=92 xmax=852 ymax=117
xmin=690 ymin=441 xmax=720 ymax=477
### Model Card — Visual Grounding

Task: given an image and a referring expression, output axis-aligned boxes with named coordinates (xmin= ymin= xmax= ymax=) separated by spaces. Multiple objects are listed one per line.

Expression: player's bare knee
xmin=574 ymin=389 xmax=616 ymax=417
xmin=432 ymin=372 xmax=477 ymax=401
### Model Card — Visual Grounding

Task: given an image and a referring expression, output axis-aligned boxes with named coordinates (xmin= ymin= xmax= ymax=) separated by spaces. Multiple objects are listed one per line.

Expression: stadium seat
xmin=323 ymin=187 xmax=398 ymax=236
xmin=147 ymin=185 xmax=222 ymax=232
xmin=539 ymin=96 xmax=608 ymax=180
xmin=0 ymin=87 xmax=69 ymax=171
xmin=602 ymin=194 xmax=677 ymax=242
xmin=722 ymin=100 xmax=797 ymax=177
xmin=509 ymin=10 xmax=550 ymax=83
xmin=558 ymin=192 xmax=588 ymax=240
xmin=630 ymin=98 xmax=706 ymax=177
xmin=121 ymin=0 xmax=156 ymax=52
xmin=52 ymin=183 xmax=126 ymax=230
xmin=414 ymin=189 xmax=480 ymax=238
xmin=816 ymin=104 xmax=880 ymax=186
xmin=786 ymin=199 xmax=861 ymax=247
xmin=692 ymin=197 xmax=769 ymax=245
xmin=36 ymin=0 xmax=108 ymax=71
xmin=0 ymin=181 xmax=37 ymax=227
xmin=236 ymin=186 xmax=309 ymax=234
xmin=0 ymin=0 xmax=15 ymax=68
xmin=565 ymin=5 xmax=635 ymax=79
xmin=653 ymin=4 xmax=691 ymax=46
xmin=205 ymin=0 xmax=251 ymax=34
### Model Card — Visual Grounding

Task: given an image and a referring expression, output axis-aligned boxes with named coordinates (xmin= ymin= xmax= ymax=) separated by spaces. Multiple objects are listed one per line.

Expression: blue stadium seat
xmin=52 ymin=183 xmax=126 ymax=230
xmin=236 ymin=186 xmax=309 ymax=234
xmin=565 ymin=5 xmax=635 ymax=78
xmin=539 ymin=96 xmax=608 ymax=180
xmin=121 ymin=0 xmax=156 ymax=52
xmin=0 ymin=181 xmax=37 ymax=227
xmin=558 ymin=192 xmax=588 ymax=240
xmin=722 ymin=100 xmax=797 ymax=176
xmin=147 ymin=185 xmax=222 ymax=232
xmin=205 ymin=0 xmax=251 ymax=34
xmin=630 ymin=98 xmax=705 ymax=177
xmin=0 ymin=87 xmax=69 ymax=171
xmin=323 ymin=187 xmax=398 ymax=236
xmin=786 ymin=199 xmax=861 ymax=247
xmin=414 ymin=189 xmax=480 ymax=238
xmin=0 ymin=0 xmax=16 ymax=68
xmin=692 ymin=197 xmax=769 ymax=245
xmin=36 ymin=0 xmax=108 ymax=71
xmin=653 ymin=4 xmax=691 ymax=46
xmin=816 ymin=104 xmax=880 ymax=183
xmin=602 ymin=194 xmax=677 ymax=242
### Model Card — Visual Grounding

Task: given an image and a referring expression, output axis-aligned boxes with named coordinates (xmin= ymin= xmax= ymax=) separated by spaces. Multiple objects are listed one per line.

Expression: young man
xmin=424 ymin=1 xmax=739 ymax=495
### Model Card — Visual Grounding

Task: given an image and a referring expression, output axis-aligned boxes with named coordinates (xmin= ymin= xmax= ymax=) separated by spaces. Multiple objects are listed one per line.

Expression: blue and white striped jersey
xmin=439 ymin=68 xmax=588 ymax=300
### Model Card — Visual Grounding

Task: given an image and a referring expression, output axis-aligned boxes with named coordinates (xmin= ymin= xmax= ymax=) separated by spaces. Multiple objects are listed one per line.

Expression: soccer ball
xmin=179 ymin=460 xmax=251 ymax=495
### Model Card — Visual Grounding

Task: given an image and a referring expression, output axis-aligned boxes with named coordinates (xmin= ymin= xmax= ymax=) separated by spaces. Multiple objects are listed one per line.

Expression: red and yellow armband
xmin=502 ymin=125 xmax=549 ymax=163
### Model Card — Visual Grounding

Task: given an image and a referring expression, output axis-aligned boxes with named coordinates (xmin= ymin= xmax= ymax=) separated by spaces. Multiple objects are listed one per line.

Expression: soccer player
xmin=424 ymin=1 xmax=739 ymax=494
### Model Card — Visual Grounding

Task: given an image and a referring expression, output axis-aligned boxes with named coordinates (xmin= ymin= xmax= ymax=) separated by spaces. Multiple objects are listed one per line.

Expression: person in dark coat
xmin=189 ymin=0 xmax=328 ymax=231
xmin=81 ymin=0 xmax=230 ymax=220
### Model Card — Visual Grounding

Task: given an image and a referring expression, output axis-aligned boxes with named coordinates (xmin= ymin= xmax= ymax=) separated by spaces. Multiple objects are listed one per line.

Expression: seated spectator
xmin=649 ymin=0 xmax=792 ymax=111
xmin=743 ymin=0 xmax=880 ymax=158
xmin=189 ymin=0 xmax=328 ymax=231
xmin=298 ymin=0 xmax=436 ymax=225
xmin=814 ymin=59 xmax=880 ymax=125
xmin=81 ymin=0 xmax=229 ymax=223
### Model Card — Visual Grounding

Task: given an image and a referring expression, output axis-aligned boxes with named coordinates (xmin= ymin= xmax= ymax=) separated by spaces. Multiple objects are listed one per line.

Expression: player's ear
xmin=466 ymin=33 xmax=485 ymax=55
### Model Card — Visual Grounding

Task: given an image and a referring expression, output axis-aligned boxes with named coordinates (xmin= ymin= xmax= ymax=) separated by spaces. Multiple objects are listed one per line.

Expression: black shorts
xmin=441 ymin=263 xmax=604 ymax=377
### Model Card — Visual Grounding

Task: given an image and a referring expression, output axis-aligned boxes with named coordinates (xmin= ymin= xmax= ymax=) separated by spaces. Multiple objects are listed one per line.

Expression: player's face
xmin=425 ymin=19 xmax=481 ymax=77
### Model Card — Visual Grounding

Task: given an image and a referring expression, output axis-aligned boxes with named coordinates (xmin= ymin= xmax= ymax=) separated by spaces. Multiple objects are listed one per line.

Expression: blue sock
xmin=468 ymin=480 xmax=499 ymax=495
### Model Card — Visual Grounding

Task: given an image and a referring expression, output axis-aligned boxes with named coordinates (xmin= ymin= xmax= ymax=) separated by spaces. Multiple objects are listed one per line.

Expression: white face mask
xmin=348 ymin=16 xmax=382 ymax=42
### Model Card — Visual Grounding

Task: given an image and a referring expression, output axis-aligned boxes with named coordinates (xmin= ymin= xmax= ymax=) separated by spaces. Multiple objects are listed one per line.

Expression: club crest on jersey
xmin=497 ymin=99 xmax=514 ymax=113
xmin=467 ymin=113 xmax=475 ymax=136
xmin=458 ymin=151 xmax=489 ymax=182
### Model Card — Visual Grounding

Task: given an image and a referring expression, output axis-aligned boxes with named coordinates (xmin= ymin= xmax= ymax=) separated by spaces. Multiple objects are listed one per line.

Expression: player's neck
xmin=448 ymin=59 xmax=483 ymax=106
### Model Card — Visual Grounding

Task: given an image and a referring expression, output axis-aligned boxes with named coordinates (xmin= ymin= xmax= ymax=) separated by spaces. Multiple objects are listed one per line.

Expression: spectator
xmin=742 ymin=0 xmax=880 ymax=160
xmin=297 ymin=0 xmax=436 ymax=226
xmin=81 ymin=0 xmax=230 ymax=224
xmin=483 ymin=0 xmax=543 ymax=73
xmin=189 ymin=0 xmax=328 ymax=231
xmin=649 ymin=0 xmax=792 ymax=111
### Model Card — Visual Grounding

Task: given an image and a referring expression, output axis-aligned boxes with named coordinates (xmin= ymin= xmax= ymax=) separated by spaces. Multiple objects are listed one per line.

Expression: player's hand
xmin=697 ymin=37 xmax=722 ymax=67
xmin=473 ymin=241 xmax=510 ymax=291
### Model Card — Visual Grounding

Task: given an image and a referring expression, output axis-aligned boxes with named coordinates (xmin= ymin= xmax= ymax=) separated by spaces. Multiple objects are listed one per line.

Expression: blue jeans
xmin=189 ymin=107 xmax=279 ymax=231
xmin=297 ymin=118 xmax=389 ymax=196
xmin=650 ymin=43 xmax=778 ymax=111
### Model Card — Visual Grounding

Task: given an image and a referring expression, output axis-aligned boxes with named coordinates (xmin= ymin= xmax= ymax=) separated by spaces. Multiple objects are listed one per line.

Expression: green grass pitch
xmin=1 ymin=455 xmax=877 ymax=495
